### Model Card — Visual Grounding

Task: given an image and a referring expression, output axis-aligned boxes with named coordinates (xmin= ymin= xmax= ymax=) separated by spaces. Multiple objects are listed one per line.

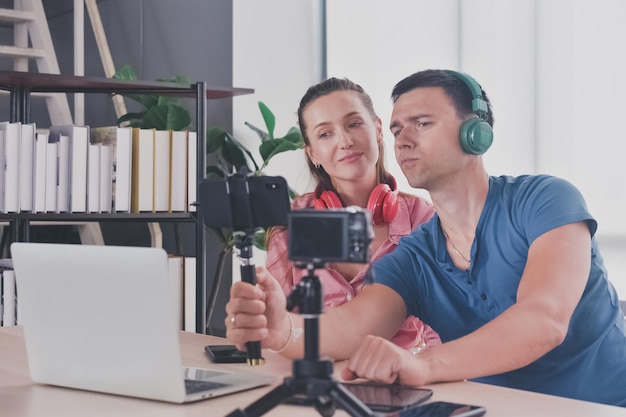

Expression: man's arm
xmin=226 ymin=266 xmax=407 ymax=360
xmin=344 ymin=221 xmax=591 ymax=385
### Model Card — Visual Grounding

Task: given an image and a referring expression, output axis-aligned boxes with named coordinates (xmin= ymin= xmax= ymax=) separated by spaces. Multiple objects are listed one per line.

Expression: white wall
xmin=232 ymin=0 xmax=323 ymax=194
xmin=233 ymin=0 xmax=626 ymax=298
xmin=325 ymin=0 xmax=626 ymax=299
xmin=232 ymin=0 xmax=324 ymax=274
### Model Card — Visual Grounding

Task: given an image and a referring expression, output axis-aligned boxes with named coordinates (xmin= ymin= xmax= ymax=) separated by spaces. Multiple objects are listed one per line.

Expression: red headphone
xmin=313 ymin=176 xmax=399 ymax=225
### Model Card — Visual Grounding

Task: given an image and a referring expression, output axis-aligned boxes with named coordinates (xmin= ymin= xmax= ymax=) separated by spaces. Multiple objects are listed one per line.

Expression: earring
xmin=311 ymin=159 xmax=321 ymax=168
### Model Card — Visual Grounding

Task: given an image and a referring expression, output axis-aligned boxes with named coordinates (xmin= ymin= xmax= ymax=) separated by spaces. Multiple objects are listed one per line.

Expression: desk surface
xmin=1 ymin=326 xmax=624 ymax=417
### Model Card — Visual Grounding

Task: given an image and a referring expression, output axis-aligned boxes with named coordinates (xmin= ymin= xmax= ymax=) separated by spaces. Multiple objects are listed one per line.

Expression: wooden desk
xmin=0 ymin=326 xmax=624 ymax=417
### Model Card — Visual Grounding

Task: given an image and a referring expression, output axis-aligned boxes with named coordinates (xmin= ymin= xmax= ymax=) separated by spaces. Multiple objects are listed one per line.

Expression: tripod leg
xmin=328 ymin=382 xmax=379 ymax=417
xmin=225 ymin=382 xmax=294 ymax=417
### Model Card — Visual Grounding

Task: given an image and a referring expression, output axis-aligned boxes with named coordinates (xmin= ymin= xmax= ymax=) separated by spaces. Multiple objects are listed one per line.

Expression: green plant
xmin=205 ymin=101 xmax=304 ymax=251
xmin=112 ymin=65 xmax=192 ymax=130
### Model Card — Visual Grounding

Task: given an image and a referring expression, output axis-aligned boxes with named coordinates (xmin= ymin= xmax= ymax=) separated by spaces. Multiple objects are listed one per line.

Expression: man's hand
xmin=341 ymin=335 xmax=430 ymax=386
xmin=225 ymin=266 xmax=291 ymax=352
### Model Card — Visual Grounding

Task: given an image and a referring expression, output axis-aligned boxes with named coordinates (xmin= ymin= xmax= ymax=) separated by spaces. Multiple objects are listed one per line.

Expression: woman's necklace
xmin=442 ymin=228 xmax=471 ymax=270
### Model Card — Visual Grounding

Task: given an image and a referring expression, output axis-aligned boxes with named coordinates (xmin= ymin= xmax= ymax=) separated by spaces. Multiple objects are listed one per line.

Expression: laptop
xmin=10 ymin=242 xmax=274 ymax=403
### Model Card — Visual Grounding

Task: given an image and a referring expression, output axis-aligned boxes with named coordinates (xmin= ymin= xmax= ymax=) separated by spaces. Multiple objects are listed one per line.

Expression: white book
xmin=2 ymin=270 xmax=16 ymax=326
xmin=187 ymin=131 xmax=197 ymax=212
xmin=50 ymin=125 xmax=89 ymax=213
xmin=114 ymin=127 xmax=132 ymax=212
xmin=45 ymin=137 xmax=58 ymax=213
xmin=90 ymin=126 xmax=132 ymax=213
xmin=170 ymin=130 xmax=187 ymax=212
xmin=131 ymin=128 xmax=154 ymax=213
xmin=99 ymin=144 xmax=113 ymax=213
xmin=0 ymin=130 xmax=4 ymax=213
xmin=183 ymin=256 xmax=196 ymax=332
xmin=87 ymin=143 xmax=100 ymax=213
xmin=153 ymin=130 xmax=171 ymax=212
xmin=19 ymin=123 xmax=35 ymax=212
xmin=0 ymin=121 xmax=21 ymax=213
xmin=33 ymin=133 xmax=48 ymax=213
xmin=168 ymin=255 xmax=184 ymax=330
xmin=55 ymin=134 xmax=70 ymax=213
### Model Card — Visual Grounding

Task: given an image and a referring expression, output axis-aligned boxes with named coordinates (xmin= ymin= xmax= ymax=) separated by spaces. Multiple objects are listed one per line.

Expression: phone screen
xmin=285 ymin=382 xmax=432 ymax=412
xmin=397 ymin=401 xmax=486 ymax=417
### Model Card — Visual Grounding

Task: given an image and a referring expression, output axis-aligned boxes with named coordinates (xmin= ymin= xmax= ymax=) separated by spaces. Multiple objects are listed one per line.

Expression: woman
xmin=263 ymin=77 xmax=440 ymax=352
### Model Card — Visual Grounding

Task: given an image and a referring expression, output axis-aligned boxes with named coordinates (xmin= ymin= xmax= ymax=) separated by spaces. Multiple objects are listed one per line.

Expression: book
xmin=168 ymin=255 xmax=184 ymax=330
xmin=87 ymin=143 xmax=100 ymax=213
xmin=187 ymin=131 xmax=197 ymax=212
xmin=153 ymin=129 xmax=171 ymax=212
xmin=0 ymin=129 xmax=4 ymax=213
xmin=19 ymin=123 xmax=36 ymax=212
xmin=1 ymin=270 xmax=16 ymax=326
xmin=99 ymin=144 xmax=113 ymax=213
xmin=170 ymin=130 xmax=187 ymax=212
xmin=0 ymin=121 xmax=21 ymax=213
xmin=33 ymin=133 xmax=49 ymax=213
xmin=90 ymin=126 xmax=133 ymax=212
xmin=53 ymin=133 xmax=71 ymax=213
xmin=131 ymin=128 xmax=154 ymax=213
xmin=50 ymin=125 xmax=89 ymax=213
xmin=183 ymin=256 xmax=196 ymax=332
xmin=45 ymin=136 xmax=58 ymax=213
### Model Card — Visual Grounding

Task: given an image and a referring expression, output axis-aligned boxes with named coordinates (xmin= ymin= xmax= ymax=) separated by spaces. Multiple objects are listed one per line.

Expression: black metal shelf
xmin=0 ymin=212 xmax=197 ymax=222
xmin=0 ymin=70 xmax=253 ymax=334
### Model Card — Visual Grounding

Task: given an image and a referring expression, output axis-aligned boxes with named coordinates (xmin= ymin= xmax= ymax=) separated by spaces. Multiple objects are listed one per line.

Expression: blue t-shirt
xmin=374 ymin=175 xmax=626 ymax=406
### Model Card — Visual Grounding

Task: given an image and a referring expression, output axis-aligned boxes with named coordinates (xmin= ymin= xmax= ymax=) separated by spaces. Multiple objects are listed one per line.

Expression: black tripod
xmin=226 ymin=263 xmax=378 ymax=417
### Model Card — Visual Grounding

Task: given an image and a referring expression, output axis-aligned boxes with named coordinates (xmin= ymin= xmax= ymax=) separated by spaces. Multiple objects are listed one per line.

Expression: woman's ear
xmin=376 ymin=117 xmax=384 ymax=143
xmin=305 ymin=146 xmax=320 ymax=168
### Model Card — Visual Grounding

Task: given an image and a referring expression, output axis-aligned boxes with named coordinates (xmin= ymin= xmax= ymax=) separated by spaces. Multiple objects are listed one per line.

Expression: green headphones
xmin=446 ymin=70 xmax=494 ymax=155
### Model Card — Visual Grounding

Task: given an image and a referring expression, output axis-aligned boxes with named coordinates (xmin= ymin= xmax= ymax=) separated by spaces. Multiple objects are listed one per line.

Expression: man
xmin=226 ymin=69 xmax=626 ymax=406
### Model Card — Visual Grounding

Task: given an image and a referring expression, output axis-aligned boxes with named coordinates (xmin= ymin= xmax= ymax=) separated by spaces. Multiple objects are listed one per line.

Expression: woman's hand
xmin=225 ymin=266 xmax=291 ymax=352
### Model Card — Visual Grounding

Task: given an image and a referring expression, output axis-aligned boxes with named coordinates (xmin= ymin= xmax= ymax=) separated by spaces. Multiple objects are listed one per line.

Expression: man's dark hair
xmin=391 ymin=69 xmax=495 ymax=127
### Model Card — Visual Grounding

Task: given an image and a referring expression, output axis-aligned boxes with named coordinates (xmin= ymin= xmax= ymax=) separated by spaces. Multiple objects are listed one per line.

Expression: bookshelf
xmin=0 ymin=70 xmax=254 ymax=334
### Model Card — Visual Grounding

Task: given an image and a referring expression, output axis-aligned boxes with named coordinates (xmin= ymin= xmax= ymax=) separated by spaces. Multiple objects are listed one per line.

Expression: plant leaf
xmin=258 ymin=101 xmax=275 ymax=140
xmin=221 ymin=139 xmax=249 ymax=171
xmin=227 ymin=135 xmax=261 ymax=172
xmin=259 ymin=137 xmax=304 ymax=166
xmin=116 ymin=111 xmax=147 ymax=126
xmin=244 ymin=121 xmax=269 ymax=142
xmin=156 ymin=74 xmax=192 ymax=85
xmin=253 ymin=229 xmax=267 ymax=251
xmin=206 ymin=127 xmax=229 ymax=154
xmin=112 ymin=65 xmax=137 ymax=81
xmin=142 ymin=104 xmax=191 ymax=130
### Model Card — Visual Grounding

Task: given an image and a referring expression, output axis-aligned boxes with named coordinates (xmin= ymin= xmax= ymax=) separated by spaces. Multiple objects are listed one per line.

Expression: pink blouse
xmin=265 ymin=192 xmax=441 ymax=350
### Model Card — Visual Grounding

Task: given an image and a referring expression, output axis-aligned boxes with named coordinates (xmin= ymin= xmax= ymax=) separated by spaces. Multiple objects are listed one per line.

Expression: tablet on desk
xmin=398 ymin=401 xmax=486 ymax=417
xmin=286 ymin=382 xmax=433 ymax=412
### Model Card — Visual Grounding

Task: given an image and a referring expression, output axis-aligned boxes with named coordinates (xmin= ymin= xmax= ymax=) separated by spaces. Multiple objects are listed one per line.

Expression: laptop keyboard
xmin=184 ymin=379 xmax=229 ymax=394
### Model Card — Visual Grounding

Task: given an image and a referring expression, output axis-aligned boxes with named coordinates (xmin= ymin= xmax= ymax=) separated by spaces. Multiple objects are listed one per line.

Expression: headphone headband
xmin=445 ymin=70 xmax=489 ymax=118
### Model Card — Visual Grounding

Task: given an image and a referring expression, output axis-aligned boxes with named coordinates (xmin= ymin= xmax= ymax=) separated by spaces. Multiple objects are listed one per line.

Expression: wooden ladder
xmin=0 ymin=0 xmax=73 ymax=126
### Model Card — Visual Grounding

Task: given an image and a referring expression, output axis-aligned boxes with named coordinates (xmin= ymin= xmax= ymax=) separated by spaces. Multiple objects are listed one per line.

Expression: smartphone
xmin=285 ymin=382 xmax=433 ymax=412
xmin=198 ymin=175 xmax=290 ymax=230
xmin=397 ymin=401 xmax=486 ymax=417
xmin=204 ymin=345 xmax=248 ymax=364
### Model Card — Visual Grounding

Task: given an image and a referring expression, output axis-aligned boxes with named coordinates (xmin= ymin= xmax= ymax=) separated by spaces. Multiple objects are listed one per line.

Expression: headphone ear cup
xmin=459 ymin=118 xmax=494 ymax=155
xmin=314 ymin=190 xmax=343 ymax=209
xmin=367 ymin=184 xmax=399 ymax=225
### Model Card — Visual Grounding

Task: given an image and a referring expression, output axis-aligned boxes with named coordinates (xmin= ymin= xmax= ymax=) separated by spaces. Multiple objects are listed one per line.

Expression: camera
xmin=288 ymin=207 xmax=374 ymax=265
